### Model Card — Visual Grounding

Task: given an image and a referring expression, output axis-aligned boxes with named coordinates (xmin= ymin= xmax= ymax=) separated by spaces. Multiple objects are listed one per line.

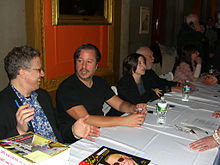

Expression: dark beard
xmin=76 ymin=72 xmax=93 ymax=81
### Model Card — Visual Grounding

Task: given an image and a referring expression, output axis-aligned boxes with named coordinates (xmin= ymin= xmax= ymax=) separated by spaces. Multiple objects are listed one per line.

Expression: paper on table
xmin=181 ymin=118 xmax=219 ymax=133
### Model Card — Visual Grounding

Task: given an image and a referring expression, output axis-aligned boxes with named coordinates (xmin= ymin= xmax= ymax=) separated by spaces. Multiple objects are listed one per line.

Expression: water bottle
xmin=182 ymin=80 xmax=190 ymax=101
xmin=209 ymin=65 xmax=214 ymax=75
xmin=156 ymin=96 xmax=168 ymax=124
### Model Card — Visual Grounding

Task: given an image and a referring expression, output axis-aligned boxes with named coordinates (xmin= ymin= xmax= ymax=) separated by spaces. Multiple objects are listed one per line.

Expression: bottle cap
xmin=138 ymin=108 xmax=142 ymax=112
xmin=161 ymin=96 xmax=165 ymax=100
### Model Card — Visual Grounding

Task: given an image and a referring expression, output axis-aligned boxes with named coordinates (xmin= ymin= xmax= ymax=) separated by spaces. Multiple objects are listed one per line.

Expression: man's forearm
xmin=85 ymin=115 xmax=127 ymax=128
xmin=118 ymin=101 xmax=135 ymax=113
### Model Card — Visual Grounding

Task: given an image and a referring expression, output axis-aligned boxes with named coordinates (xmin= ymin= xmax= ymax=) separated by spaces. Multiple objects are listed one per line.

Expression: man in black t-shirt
xmin=56 ymin=44 xmax=147 ymax=135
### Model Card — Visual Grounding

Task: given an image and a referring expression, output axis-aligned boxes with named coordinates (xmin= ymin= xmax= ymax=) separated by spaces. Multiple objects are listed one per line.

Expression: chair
xmin=159 ymin=44 xmax=177 ymax=74
xmin=102 ymin=86 xmax=117 ymax=116
xmin=150 ymin=43 xmax=177 ymax=76
xmin=159 ymin=72 xmax=174 ymax=81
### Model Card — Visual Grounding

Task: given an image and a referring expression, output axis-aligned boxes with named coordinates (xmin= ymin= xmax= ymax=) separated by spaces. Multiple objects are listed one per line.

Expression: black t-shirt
xmin=56 ymin=73 xmax=115 ymax=116
xmin=56 ymin=74 xmax=115 ymax=143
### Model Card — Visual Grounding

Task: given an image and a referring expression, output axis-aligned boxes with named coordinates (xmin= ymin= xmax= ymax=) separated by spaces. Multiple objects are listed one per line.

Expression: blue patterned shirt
xmin=11 ymin=84 xmax=57 ymax=141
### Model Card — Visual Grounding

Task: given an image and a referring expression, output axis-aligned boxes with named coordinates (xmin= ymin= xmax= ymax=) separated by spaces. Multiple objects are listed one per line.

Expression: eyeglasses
xmin=31 ymin=68 xmax=43 ymax=73
xmin=113 ymin=157 xmax=124 ymax=165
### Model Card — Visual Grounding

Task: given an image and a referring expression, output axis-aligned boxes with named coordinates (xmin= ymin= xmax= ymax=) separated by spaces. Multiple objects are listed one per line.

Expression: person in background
xmin=177 ymin=14 xmax=206 ymax=65
xmin=205 ymin=17 xmax=217 ymax=55
xmin=106 ymin=53 xmax=158 ymax=116
xmin=56 ymin=44 xmax=147 ymax=139
xmin=0 ymin=45 xmax=99 ymax=143
xmin=136 ymin=46 xmax=182 ymax=96
xmin=117 ymin=53 xmax=159 ymax=104
xmin=173 ymin=44 xmax=202 ymax=83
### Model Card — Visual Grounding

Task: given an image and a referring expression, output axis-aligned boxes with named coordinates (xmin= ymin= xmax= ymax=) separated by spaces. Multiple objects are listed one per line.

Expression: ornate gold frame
xmin=26 ymin=0 xmax=121 ymax=104
xmin=51 ymin=0 xmax=113 ymax=25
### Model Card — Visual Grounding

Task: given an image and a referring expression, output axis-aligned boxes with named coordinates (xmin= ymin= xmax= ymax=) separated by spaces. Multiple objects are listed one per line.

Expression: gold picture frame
xmin=51 ymin=0 xmax=113 ymax=25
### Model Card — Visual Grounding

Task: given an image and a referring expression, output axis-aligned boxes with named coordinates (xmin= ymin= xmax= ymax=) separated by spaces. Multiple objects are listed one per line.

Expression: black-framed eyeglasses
xmin=113 ymin=157 xmax=124 ymax=165
xmin=31 ymin=68 xmax=43 ymax=73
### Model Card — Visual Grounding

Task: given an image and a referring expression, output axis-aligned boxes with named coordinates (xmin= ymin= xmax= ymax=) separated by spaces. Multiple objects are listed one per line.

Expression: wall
xmin=119 ymin=0 xmax=130 ymax=77
xmin=164 ymin=0 xmax=194 ymax=47
xmin=128 ymin=0 xmax=153 ymax=54
xmin=216 ymin=0 xmax=220 ymax=12
xmin=44 ymin=1 xmax=108 ymax=80
xmin=119 ymin=0 xmax=153 ymax=77
xmin=0 ymin=1 xmax=26 ymax=90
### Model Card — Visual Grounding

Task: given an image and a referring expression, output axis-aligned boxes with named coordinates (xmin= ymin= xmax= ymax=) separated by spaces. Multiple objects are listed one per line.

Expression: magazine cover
xmin=79 ymin=146 xmax=151 ymax=165
xmin=0 ymin=132 xmax=69 ymax=164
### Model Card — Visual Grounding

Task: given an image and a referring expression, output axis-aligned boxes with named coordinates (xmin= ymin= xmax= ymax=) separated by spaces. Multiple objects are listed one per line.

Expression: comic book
xmin=79 ymin=146 xmax=151 ymax=165
xmin=0 ymin=132 xmax=70 ymax=165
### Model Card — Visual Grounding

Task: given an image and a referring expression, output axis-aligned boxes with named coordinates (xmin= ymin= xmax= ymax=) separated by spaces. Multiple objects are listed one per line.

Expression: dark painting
xmin=59 ymin=0 xmax=104 ymax=16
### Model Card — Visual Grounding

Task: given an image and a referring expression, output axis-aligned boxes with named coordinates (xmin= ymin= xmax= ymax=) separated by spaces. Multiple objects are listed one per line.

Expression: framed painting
xmin=51 ymin=0 xmax=113 ymax=25
xmin=139 ymin=6 xmax=150 ymax=34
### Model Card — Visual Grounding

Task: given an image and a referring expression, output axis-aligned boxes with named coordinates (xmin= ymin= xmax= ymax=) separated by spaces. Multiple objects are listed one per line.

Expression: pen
xmin=146 ymin=104 xmax=157 ymax=109
xmin=14 ymin=100 xmax=31 ymax=127
xmin=148 ymin=110 xmax=157 ymax=115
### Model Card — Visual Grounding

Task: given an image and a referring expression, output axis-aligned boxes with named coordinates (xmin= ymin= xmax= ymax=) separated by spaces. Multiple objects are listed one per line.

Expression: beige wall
xmin=119 ymin=0 xmax=153 ymax=78
xmin=119 ymin=0 xmax=130 ymax=78
xmin=0 ymin=1 xmax=26 ymax=90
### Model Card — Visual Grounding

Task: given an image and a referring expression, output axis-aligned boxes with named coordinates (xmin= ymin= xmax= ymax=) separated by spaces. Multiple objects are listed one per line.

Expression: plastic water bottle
xmin=209 ymin=65 xmax=214 ymax=75
xmin=182 ymin=80 xmax=190 ymax=101
xmin=156 ymin=96 xmax=168 ymax=124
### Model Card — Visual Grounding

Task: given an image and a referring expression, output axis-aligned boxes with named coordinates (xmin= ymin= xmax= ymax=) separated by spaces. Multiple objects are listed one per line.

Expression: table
xmin=69 ymin=82 xmax=220 ymax=165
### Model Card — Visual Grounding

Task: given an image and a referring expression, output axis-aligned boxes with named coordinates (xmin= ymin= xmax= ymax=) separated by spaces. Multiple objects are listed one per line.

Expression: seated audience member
xmin=107 ymin=53 xmax=158 ymax=116
xmin=56 ymin=44 xmax=147 ymax=132
xmin=173 ymin=44 xmax=202 ymax=83
xmin=201 ymin=74 xmax=220 ymax=85
xmin=0 ymin=46 xmax=99 ymax=143
xmin=136 ymin=46 xmax=182 ymax=95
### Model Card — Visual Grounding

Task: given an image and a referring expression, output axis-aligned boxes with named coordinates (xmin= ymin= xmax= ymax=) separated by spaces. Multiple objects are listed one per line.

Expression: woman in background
xmin=174 ymin=45 xmax=202 ymax=83
xmin=117 ymin=53 xmax=159 ymax=104
xmin=106 ymin=53 xmax=159 ymax=116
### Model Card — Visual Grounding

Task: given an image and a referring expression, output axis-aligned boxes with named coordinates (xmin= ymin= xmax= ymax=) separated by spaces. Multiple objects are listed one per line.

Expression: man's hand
xmin=135 ymin=103 xmax=147 ymax=114
xmin=16 ymin=104 xmax=34 ymax=135
xmin=202 ymin=75 xmax=218 ymax=85
xmin=212 ymin=111 xmax=220 ymax=118
xmin=189 ymin=136 xmax=219 ymax=152
xmin=72 ymin=115 xmax=100 ymax=142
xmin=123 ymin=113 xmax=146 ymax=127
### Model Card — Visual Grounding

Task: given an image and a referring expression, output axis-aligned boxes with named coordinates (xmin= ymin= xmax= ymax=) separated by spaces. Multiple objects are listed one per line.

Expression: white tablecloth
xmin=69 ymin=82 xmax=220 ymax=165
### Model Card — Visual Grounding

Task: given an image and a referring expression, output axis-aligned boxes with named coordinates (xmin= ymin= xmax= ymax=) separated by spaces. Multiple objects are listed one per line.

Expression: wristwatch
xmin=213 ymin=130 xmax=220 ymax=145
